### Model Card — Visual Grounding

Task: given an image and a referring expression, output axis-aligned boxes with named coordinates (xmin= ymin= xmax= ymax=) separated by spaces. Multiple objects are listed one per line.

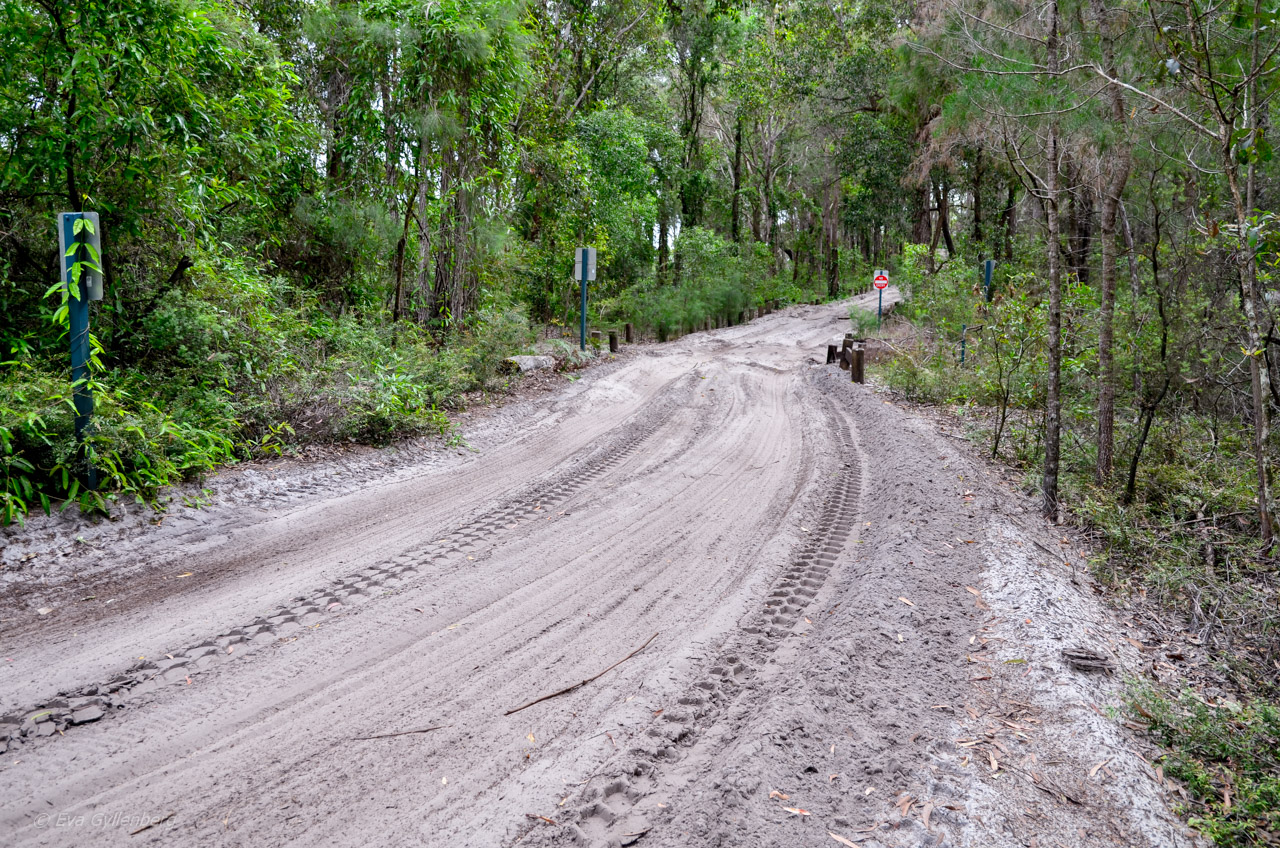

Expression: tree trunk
xmin=936 ymin=180 xmax=956 ymax=256
xmin=1001 ymin=182 xmax=1016 ymax=260
xmin=912 ymin=183 xmax=932 ymax=244
xmin=972 ymin=149 xmax=984 ymax=250
xmin=657 ymin=210 xmax=669 ymax=281
xmin=731 ymin=115 xmax=743 ymax=243
xmin=1042 ymin=0 xmax=1063 ymax=522
xmin=1092 ymin=0 xmax=1133 ymax=485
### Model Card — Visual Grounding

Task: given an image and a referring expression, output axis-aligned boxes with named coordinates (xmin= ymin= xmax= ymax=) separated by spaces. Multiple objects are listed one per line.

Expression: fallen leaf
xmin=922 ymin=800 xmax=935 ymax=829
xmin=782 ymin=807 xmax=810 ymax=816
xmin=830 ymin=832 xmax=864 ymax=846
xmin=442 ymin=777 xmax=447 ymax=785
xmin=965 ymin=586 xmax=981 ymax=596
xmin=864 ymin=786 xmax=875 ymax=795
xmin=527 ymin=733 xmax=536 ymax=744
xmin=176 ymin=572 xmax=194 ymax=578
xmin=769 ymin=790 xmax=790 ymax=801
xmin=988 ymin=750 xmax=999 ymax=772
xmin=898 ymin=597 xmax=915 ymax=606
xmin=36 ymin=607 xmax=53 ymax=616
xmin=1089 ymin=758 xmax=1111 ymax=778
xmin=896 ymin=795 xmax=915 ymax=816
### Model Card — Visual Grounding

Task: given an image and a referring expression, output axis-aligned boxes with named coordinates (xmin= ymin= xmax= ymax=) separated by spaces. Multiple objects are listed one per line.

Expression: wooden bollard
xmin=609 ymin=330 xmax=619 ymax=353
xmin=590 ymin=329 xmax=602 ymax=342
xmin=826 ymin=344 xmax=838 ymax=364
xmin=624 ymin=322 xmax=634 ymax=343
xmin=840 ymin=337 xmax=853 ymax=370
xmin=851 ymin=346 xmax=865 ymax=384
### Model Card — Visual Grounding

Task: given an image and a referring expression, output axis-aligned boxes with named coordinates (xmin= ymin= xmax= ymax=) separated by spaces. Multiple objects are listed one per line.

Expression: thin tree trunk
xmin=1092 ymin=0 xmax=1133 ymax=484
xmin=972 ymin=149 xmax=984 ymax=249
xmin=1002 ymin=182 xmax=1016 ymax=260
xmin=731 ymin=115 xmax=743 ymax=243
xmin=936 ymin=180 xmax=956 ymax=256
xmin=1042 ymin=0 xmax=1063 ymax=521
xmin=391 ymin=184 xmax=416 ymax=323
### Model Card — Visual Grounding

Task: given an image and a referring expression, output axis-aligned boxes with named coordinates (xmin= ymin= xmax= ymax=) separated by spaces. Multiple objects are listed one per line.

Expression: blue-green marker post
xmin=960 ymin=323 xmax=967 ymax=365
xmin=983 ymin=258 xmax=995 ymax=302
xmin=59 ymin=211 xmax=103 ymax=490
xmin=580 ymin=247 xmax=588 ymax=351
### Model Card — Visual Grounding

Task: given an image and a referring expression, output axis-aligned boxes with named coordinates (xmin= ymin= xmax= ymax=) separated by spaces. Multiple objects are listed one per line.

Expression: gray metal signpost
xmin=574 ymin=247 xmax=597 ymax=351
xmin=58 ymin=211 xmax=103 ymax=489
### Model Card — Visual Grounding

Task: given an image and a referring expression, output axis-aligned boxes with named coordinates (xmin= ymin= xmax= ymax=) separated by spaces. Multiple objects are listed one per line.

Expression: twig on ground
xmin=130 ymin=812 xmax=175 ymax=836
xmin=354 ymin=724 xmax=450 ymax=741
xmin=505 ymin=632 xmax=659 ymax=716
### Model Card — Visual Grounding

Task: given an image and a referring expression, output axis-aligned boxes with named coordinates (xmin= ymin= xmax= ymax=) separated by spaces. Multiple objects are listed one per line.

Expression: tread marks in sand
xmin=533 ymin=387 xmax=865 ymax=848
xmin=0 ymin=373 xmax=702 ymax=754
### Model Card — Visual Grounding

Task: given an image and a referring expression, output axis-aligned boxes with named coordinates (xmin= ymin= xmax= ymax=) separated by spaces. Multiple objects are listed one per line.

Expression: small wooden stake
xmin=624 ymin=322 xmax=634 ymax=343
xmin=608 ymin=331 xmax=619 ymax=353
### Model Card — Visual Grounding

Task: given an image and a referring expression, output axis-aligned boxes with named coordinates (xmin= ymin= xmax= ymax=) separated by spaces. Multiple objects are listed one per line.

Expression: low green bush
xmin=1128 ymin=684 xmax=1280 ymax=847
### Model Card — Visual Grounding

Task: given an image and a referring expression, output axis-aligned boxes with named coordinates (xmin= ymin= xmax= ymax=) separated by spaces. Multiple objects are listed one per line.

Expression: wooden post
xmin=624 ymin=322 xmax=634 ymax=343
xmin=826 ymin=344 xmax=838 ymax=364
xmin=609 ymin=331 xmax=619 ymax=353
xmin=851 ymin=346 xmax=865 ymax=384
xmin=590 ymin=329 xmax=601 ymax=342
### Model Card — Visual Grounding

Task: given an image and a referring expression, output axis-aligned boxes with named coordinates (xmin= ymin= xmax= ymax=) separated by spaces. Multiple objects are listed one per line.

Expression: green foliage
xmin=602 ymin=227 xmax=780 ymax=336
xmin=1128 ymin=684 xmax=1280 ymax=846
xmin=849 ymin=305 xmax=878 ymax=336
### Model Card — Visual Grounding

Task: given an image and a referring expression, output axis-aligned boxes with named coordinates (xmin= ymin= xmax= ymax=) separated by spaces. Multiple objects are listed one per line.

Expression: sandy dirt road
xmin=0 ymin=293 xmax=1198 ymax=847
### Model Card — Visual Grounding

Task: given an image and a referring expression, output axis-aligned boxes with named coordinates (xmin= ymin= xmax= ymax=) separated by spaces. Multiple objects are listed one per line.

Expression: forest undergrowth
xmin=876 ymin=247 xmax=1280 ymax=847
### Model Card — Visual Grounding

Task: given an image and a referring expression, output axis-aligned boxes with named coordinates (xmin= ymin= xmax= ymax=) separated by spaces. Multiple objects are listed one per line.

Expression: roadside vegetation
xmin=2 ymin=0 xmax=899 ymax=524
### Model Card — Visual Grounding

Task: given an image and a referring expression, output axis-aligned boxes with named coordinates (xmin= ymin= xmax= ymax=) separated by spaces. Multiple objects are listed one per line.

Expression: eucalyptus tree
xmin=910 ymin=0 xmax=1089 ymax=519
xmin=1082 ymin=0 xmax=1280 ymax=542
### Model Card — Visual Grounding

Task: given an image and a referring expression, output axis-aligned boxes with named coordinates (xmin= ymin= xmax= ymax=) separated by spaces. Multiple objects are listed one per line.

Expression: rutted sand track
xmin=0 ymin=292 xmax=1198 ymax=847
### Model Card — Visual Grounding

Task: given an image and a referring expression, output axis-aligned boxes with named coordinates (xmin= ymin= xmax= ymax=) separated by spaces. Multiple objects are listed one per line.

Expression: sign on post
xmin=873 ymin=269 xmax=888 ymax=331
xmin=982 ymin=259 xmax=995 ymax=302
xmin=575 ymin=247 xmax=597 ymax=351
xmin=574 ymin=247 xmax=597 ymax=283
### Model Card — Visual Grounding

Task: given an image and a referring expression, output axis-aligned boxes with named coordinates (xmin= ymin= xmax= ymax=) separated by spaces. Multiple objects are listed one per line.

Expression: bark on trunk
xmin=1092 ymin=0 xmax=1133 ymax=484
xmin=1042 ymin=0 xmax=1063 ymax=522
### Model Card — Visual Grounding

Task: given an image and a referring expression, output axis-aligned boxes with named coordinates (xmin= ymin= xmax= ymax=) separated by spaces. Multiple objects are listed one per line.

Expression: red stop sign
xmin=873 ymin=274 xmax=889 ymax=290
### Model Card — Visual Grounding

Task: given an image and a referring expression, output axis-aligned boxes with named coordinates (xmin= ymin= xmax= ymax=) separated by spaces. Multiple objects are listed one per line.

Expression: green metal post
xmin=580 ymin=248 xmax=588 ymax=351
xmin=61 ymin=212 xmax=96 ymax=490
